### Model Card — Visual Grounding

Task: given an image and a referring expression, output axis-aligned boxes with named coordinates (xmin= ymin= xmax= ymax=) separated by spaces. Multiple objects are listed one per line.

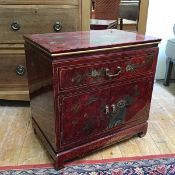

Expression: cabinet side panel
xmin=25 ymin=42 xmax=57 ymax=151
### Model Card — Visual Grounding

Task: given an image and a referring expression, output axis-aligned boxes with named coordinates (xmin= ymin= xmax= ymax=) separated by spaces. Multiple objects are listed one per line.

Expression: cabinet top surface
xmin=24 ymin=29 xmax=161 ymax=56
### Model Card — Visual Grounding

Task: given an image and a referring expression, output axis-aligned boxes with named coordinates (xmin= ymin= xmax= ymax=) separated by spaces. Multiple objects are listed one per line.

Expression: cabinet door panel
xmin=109 ymin=78 xmax=153 ymax=128
xmin=60 ymin=89 xmax=109 ymax=146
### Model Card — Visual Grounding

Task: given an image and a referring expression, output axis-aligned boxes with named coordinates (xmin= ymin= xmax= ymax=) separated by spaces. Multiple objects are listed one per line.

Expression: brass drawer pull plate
xmin=117 ymin=100 xmax=126 ymax=108
xmin=16 ymin=65 xmax=25 ymax=76
xmin=110 ymin=99 xmax=126 ymax=113
xmin=11 ymin=21 xmax=20 ymax=31
xmin=105 ymin=66 xmax=122 ymax=78
xmin=53 ymin=21 xmax=62 ymax=32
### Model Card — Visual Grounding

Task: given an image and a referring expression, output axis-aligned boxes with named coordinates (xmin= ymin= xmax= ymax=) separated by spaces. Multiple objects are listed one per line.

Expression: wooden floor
xmin=0 ymin=81 xmax=175 ymax=166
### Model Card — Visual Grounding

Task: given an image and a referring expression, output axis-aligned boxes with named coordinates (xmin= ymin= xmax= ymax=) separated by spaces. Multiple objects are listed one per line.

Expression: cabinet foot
xmin=55 ymin=155 xmax=65 ymax=170
xmin=138 ymin=128 xmax=147 ymax=138
xmin=137 ymin=122 xmax=148 ymax=138
xmin=138 ymin=132 xmax=146 ymax=138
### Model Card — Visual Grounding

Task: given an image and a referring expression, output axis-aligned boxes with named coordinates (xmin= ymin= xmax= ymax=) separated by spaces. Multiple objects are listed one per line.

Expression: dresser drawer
xmin=0 ymin=51 xmax=28 ymax=88
xmin=0 ymin=0 xmax=79 ymax=5
xmin=0 ymin=5 xmax=80 ymax=43
xmin=59 ymin=48 xmax=158 ymax=90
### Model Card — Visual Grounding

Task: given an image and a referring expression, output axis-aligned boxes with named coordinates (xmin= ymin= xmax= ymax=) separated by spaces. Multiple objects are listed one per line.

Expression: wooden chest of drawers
xmin=0 ymin=0 xmax=90 ymax=101
xmin=24 ymin=29 xmax=161 ymax=169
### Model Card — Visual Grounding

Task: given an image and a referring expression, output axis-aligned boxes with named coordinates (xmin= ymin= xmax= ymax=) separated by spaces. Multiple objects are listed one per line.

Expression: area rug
xmin=1 ymin=154 xmax=175 ymax=175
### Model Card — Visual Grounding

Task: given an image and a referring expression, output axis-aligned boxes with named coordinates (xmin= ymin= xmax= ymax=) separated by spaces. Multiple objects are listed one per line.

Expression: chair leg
xmin=119 ymin=18 xmax=123 ymax=30
xmin=164 ymin=59 xmax=173 ymax=86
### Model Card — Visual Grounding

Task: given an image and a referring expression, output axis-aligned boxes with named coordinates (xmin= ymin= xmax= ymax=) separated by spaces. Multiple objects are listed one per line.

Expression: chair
xmin=119 ymin=0 xmax=140 ymax=30
xmin=90 ymin=0 xmax=120 ymax=30
xmin=164 ymin=24 xmax=175 ymax=86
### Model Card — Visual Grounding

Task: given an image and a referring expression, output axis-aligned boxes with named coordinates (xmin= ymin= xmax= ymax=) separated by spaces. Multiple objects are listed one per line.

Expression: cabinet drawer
xmin=60 ymin=78 xmax=153 ymax=148
xmin=0 ymin=51 xmax=28 ymax=88
xmin=0 ymin=5 xmax=80 ymax=43
xmin=0 ymin=0 xmax=79 ymax=5
xmin=59 ymin=48 xmax=158 ymax=90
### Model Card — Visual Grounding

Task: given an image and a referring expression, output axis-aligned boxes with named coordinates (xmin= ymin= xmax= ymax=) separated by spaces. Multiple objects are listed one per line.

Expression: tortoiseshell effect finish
xmin=24 ymin=29 xmax=161 ymax=169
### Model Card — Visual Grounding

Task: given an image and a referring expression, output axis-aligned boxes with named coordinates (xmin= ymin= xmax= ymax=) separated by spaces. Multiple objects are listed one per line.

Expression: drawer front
xmin=0 ymin=5 xmax=80 ymax=43
xmin=0 ymin=0 xmax=79 ymax=5
xmin=0 ymin=52 xmax=28 ymax=88
xmin=59 ymin=48 xmax=158 ymax=90
xmin=60 ymin=78 xmax=153 ymax=148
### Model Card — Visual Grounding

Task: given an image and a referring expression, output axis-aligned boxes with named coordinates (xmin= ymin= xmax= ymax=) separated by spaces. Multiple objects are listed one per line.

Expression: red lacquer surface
xmin=25 ymin=43 xmax=57 ymax=150
xmin=24 ymin=29 xmax=161 ymax=55
xmin=24 ymin=29 xmax=161 ymax=169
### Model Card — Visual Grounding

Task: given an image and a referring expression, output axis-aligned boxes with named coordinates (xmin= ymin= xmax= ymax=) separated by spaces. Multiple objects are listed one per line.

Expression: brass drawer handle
xmin=105 ymin=105 xmax=109 ymax=115
xmin=16 ymin=65 xmax=25 ymax=76
xmin=11 ymin=21 xmax=20 ymax=31
xmin=111 ymin=104 xmax=116 ymax=112
xmin=53 ymin=21 xmax=62 ymax=32
xmin=105 ymin=66 xmax=122 ymax=78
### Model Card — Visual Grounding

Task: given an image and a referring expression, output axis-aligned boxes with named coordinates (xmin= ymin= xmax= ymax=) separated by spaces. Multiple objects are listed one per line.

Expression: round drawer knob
xmin=53 ymin=21 xmax=62 ymax=32
xmin=16 ymin=65 xmax=25 ymax=76
xmin=11 ymin=21 xmax=21 ymax=31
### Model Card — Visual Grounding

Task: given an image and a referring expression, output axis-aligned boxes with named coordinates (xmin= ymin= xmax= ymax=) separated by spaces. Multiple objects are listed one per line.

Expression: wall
xmin=146 ymin=0 xmax=175 ymax=79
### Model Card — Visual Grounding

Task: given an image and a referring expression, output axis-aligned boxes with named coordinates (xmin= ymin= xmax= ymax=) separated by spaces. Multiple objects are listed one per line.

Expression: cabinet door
xmin=60 ymin=78 xmax=153 ymax=148
xmin=60 ymin=89 xmax=110 ymax=147
xmin=109 ymin=78 xmax=153 ymax=128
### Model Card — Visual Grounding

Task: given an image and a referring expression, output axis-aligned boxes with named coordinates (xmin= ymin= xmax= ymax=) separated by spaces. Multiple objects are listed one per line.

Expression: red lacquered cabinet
xmin=24 ymin=30 xmax=161 ymax=169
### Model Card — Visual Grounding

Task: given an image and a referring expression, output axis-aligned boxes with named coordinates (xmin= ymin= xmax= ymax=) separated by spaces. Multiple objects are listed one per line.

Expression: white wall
xmin=146 ymin=0 xmax=175 ymax=79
